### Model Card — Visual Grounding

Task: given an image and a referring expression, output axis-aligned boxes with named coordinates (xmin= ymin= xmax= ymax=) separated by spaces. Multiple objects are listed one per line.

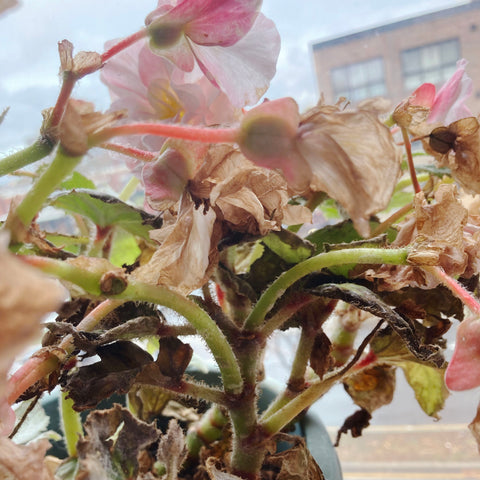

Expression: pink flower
xmin=101 ymin=39 xmax=237 ymax=134
xmin=409 ymin=59 xmax=473 ymax=125
xmin=145 ymin=0 xmax=280 ymax=107
xmin=445 ymin=317 xmax=480 ymax=391
xmin=101 ymin=37 xmax=238 ymax=189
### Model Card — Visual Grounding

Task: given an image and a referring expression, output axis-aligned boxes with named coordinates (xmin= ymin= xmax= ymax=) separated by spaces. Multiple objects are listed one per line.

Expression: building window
xmin=401 ymin=38 xmax=460 ymax=91
xmin=330 ymin=57 xmax=386 ymax=102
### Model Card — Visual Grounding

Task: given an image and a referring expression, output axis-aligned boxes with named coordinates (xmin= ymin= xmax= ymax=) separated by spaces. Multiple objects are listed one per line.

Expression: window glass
xmin=401 ymin=38 xmax=460 ymax=89
xmin=331 ymin=57 xmax=386 ymax=102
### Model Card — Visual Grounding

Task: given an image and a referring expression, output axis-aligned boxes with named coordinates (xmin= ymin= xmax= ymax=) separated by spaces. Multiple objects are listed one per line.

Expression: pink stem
xmin=426 ymin=266 xmax=480 ymax=316
xmin=94 ymin=123 xmax=239 ymax=145
xmin=7 ymin=354 xmax=61 ymax=404
xmin=101 ymin=28 xmax=148 ymax=63
xmin=100 ymin=142 xmax=158 ymax=162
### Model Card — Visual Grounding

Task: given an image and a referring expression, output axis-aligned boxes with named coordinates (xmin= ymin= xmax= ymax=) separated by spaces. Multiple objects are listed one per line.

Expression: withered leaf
xmin=311 ymin=283 xmax=444 ymax=367
xmin=309 ymin=332 xmax=332 ymax=379
xmin=344 ymin=365 xmax=395 ymax=413
xmin=262 ymin=434 xmax=325 ymax=480
xmin=63 ymin=341 xmax=153 ymax=411
xmin=156 ymin=419 xmax=188 ymax=479
xmin=76 ymin=404 xmax=159 ymax=480
xmin=157 ymin=337 xmax=193 ymax=378
xmin=335 ymin=408 xmax=372 ymax=446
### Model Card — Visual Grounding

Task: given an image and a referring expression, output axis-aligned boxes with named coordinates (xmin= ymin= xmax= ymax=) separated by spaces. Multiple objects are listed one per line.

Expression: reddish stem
xmin=45 ymin=72 xmax=76 ymax=134
xmin=426 ymin=266 xmax=480 ymax=316
xmin=93 ymin=123 xmax=239 ymax=145
xmin=401 ymin=126 xmax=421 ymax=194
xmin=100 ymin=142 xmax=157 ymax=162
xmin=7 ymin=354 xmax=61 ymax=404
xmin=101 ymin=28 xmax=148 ymax=63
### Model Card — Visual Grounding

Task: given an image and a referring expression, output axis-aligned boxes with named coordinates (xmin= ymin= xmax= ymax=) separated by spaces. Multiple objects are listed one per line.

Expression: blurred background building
xmin=312 ymin=0 xmax=480 ymax=110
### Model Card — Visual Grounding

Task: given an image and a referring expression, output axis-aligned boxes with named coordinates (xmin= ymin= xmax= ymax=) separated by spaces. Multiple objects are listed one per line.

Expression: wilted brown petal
xmin=297 ymin=103 xmax=401 ymax=237
xmin=134 ymin=195 xmax=221 ymax=294
xmin=0 ymin=437 xmax=53 ymax=480
xmin=430 ymin=117 xmax=480 ymax=194
xmin=59 ymin=99 xmax=126 ymax=156
xmin=408 ymin=184 xmax=469 ymax=276
xmin=190 ymin=145 xmax=311 ymax=234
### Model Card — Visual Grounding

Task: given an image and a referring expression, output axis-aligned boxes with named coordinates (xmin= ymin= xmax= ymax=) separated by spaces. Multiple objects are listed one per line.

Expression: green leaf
xmin=50 ymin=189 xmax=160 ymax=239
xmin=262 ymin=229 xmax=314 ymax=264
xmin=61 ymin=171 xmax=95 ymax=190
xmin=109 ymin=229 xmax=141 ymax=267
xmin=415 ymin=164 xmax=452 ymax=177
xmin=400 ymin=361 xmax=449 ymax=418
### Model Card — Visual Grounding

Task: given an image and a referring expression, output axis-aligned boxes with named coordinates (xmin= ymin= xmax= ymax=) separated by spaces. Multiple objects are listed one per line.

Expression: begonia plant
xmin=2 ymin=1 xmax=480 ymax=479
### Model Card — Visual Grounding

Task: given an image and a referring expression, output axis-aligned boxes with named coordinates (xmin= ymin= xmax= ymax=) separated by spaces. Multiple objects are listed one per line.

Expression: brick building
xmin=312 ymin=0 xmax=480 ymax=112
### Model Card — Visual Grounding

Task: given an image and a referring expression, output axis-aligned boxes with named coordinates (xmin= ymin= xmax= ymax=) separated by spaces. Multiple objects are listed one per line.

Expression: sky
xmin=0 ymin=0 xmax=469 ymax=152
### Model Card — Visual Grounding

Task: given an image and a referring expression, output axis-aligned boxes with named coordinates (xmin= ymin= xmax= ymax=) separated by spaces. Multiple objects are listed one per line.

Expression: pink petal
xmin=190 ymin=13 xmax=280 ymax=107
xmin=186 ymin=0 xmax=262 ymax=46
xmin=409 ymin=83 xmax=436 ymax=108
xmin=445 ymin=317 xmax=480 ymax=391
xmin=428 ymin=59 xmax=473 ymax=125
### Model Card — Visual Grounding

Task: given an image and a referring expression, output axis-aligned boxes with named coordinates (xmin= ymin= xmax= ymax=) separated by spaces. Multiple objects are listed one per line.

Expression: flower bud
xmin=237 ymin=98 xmax=300 ymax=164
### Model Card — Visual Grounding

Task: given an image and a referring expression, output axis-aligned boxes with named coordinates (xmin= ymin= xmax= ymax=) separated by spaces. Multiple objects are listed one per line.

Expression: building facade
xmin=312 ymin=1 xmax=480 ymax=112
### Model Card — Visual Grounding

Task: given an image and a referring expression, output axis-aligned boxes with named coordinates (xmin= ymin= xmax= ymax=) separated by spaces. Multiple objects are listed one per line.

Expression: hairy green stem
xmin=60 ymin=391 xmax=83 ymax=457
xmin=0 ymin=138 xmax=54 ymax=177
xmin=20 ymin=256 xmax=243 ymax=394
xmin=244 ymin=248 xmax=409 ymax=331
xmin=14 ymin=147 xmax=82 ymax=226
xmin=260 ymin=376 xmax=338 ymax=435
xmin=122 ymin=280 xmax=243 ymax=394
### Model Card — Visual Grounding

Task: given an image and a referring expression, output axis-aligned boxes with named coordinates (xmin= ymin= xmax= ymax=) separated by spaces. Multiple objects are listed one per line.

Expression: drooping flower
xmin=144 ymin=0 xmax=280 ymax=107
xmin=237 ymin=97 xmax=402 ymax=237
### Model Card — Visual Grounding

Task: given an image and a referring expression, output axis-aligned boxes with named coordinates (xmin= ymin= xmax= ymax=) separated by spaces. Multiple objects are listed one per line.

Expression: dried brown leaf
xmin=64 ymin=341 xmax=153 ymax=411
xmin=76 ymin=404 xmax=159 ymax=480
xmin=156 ymin=419 xmax=188 ymax=479
xmin=344 ymin=365 xmax=395 ymax=413
xmin=262 ymin=434 xmax=325 ymax=480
